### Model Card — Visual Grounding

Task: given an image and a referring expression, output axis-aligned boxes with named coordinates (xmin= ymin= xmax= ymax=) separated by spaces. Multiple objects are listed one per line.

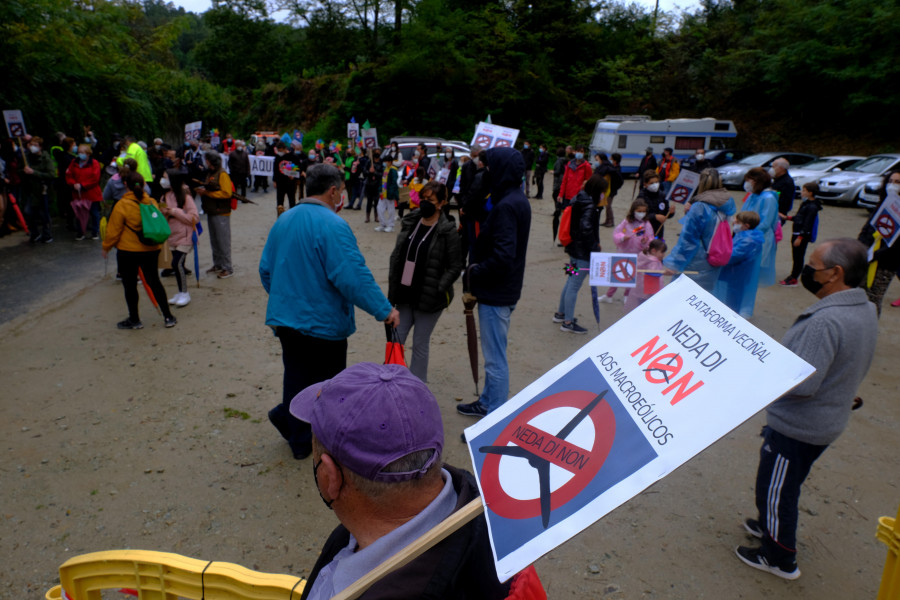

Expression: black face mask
xmin=800 ymin=264 xmax=826 ymax=295
xmin=313 ymin=459 xmax=343 ymax=510
xmin=419 ymin=201 xmax=437 ymax=218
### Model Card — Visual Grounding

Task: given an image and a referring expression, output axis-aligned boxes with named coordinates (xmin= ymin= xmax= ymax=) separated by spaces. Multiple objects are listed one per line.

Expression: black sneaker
xmin=164 ymin=316 xmax=177 ymax=328
xmin=457 ymin=401 xmax=488 ymax=418
xmin=560 ymin=321 xmax=588 ymax=334
xmin=160 ymin=268 xmax=175 ymax=277
xmin=552 ymin=312 xmax=565 ymax=323
xmin=744 ymin=518 xmax=764 ymax=538
xmin=735 ymin=546 xmax=800 ymax=580
xmin=117 ymin=318 xmax=144 ymax=330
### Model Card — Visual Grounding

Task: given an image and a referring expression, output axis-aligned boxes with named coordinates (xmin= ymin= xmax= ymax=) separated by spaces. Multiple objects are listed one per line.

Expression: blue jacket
xmin=713 ymin=228 xmax=764 ymax=318
xmin=663 ymin=190 xmax=736 ymax=292
xmin=259 ymin=201 xmax=392 ymax=340
xmin=741 ymin=190 xmax=779 ymax=286
xmin=469 ymin=148 xmax=532 ymax=306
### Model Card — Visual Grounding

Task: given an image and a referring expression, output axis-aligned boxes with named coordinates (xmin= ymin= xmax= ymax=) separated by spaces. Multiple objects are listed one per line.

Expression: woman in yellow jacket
xmin=101 ymin=169 xmax=176 ymax=329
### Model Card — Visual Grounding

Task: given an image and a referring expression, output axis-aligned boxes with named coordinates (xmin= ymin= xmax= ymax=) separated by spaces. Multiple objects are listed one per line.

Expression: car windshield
xmin=733 ymin=153 xmax=778 ymax=166
xmin=848 ymin=156 xmax=897 ymax=173
xmin=797 ymin=158 xmax=841 ymax=171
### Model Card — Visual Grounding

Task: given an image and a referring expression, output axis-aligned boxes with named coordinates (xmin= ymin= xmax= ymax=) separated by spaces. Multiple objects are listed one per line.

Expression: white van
xmin=588 ymin=116 xmax=738 ymax=175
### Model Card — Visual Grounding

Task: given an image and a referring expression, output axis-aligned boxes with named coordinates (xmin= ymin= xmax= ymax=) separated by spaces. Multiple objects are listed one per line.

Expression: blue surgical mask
xmin=575 ymin=152 xmax=584 ymax=160
xmin=78 ymin=153 xmax=88 ymax=161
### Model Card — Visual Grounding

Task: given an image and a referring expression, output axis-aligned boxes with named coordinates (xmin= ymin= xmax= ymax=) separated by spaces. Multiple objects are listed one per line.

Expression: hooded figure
xmin=715 ymin=226 xmax=765 ymax=317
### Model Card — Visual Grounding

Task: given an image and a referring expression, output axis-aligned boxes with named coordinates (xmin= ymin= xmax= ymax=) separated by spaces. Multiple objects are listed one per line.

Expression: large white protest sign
xmin=4 ymin=109 xmax=27 ymax=138
xmin=589 ymin=252 xmax=638 ymax=287
xmin=464 ymin=275 xmax=814 ymax=582
xmin=222 ymin=155 xmax=273 ymax=178
xmin=184 ymin=121 xmax=202 ymax=142
xmin=666 ymin=169 xmax=701 ymax=204
xmin=870 ymin=193 xmax=900 ymax=247
xmin=470 ymin=122 xmax=519 ymax=150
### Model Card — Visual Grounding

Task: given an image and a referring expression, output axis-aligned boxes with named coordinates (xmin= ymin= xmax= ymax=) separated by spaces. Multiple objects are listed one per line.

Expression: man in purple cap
xmin=290 ymin=362 xmax=509 ymax=600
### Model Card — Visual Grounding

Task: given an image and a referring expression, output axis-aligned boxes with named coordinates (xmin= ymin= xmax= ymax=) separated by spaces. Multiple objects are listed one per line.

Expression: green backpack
xmin=131 ymin=199 xmax=171 ymax=245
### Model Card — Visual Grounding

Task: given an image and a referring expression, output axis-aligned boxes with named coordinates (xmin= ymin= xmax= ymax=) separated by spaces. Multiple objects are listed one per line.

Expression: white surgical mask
xmin=155 ymin=145 xmax=162 ymax=151
xmin=646 ymin=182 xmax=660 ymax=193
xmin=732 ymin=223 xmax=743 ymax=234
xmin=308 ymin=153 xmax=316 ymax=160
xmin=29 ymin=145 xmax=40 ymax=154
xmin=160 ymin=178 xmax=171 ymax=189
xmin=886 ymin=183 xmax=900 ymax=195
xmin=768 ymin=167 xmax=777 ymax=177
xmin=634 ymin=212 xmax=647 ymax=220
xmin=743 ymin=181 xmax=754 ymax=193
xmin=697 ymin=154 xmax=704 ymax=160
xmin=445 ymin=152 xmax=452 ymax=159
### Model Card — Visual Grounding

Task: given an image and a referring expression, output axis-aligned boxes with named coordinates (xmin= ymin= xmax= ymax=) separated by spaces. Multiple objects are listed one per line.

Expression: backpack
xmin=131 ymin=198 xmax=171 ymax=245
xmin=706 ymin=211 xmax=733 ymax=266
xmin=558 ymin=205 xmax=573 ymax=246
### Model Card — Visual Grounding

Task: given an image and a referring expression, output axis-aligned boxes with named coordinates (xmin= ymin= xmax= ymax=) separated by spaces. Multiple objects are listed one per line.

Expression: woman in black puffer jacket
xmin=554 ymin=173 xmax=609 ymax=334
xmin=388 ymin=180 xmax=463 ymax=382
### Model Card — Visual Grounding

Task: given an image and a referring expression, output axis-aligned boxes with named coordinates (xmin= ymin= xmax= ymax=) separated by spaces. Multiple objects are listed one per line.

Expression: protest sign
xmin=666 ymin=169 xmax=701 ymax=204
xmin=362 ymin=128 xmax=379 ymax=149
xmin=589 ymin=252 xmax=638 ymax=287
xmin=4 ymin=109 xmax=27 ymax=138
xmin=437 ymin=167 xmax=451 ymax=185
xmin=221 ymin=155 xmax=273 ymax=178
xmin=184 ymin=121 xmax=202 ymax=142
xmin=347 ymin=122 xmax=359 ymax=140
xmin=470 ymin=122 xmax=519 ymax=150
xmin=870 ymin=193 xmax=900 ymax=247
xmin=464 ymin=275 xmax=814 ymax=582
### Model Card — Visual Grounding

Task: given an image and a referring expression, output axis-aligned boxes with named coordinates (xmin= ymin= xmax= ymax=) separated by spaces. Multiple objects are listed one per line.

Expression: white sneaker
xmin=385 ymin=227 xmax=394 ymax=233
xmin=599 ymin=295 xmax=614 ymax=304
xmin=168 ymin=294 xmax=179 ymax=305
xmin=374 ymin=225 xmax=385 ymax=232
xmin=175 ymin=292 xmax=191 ymax=307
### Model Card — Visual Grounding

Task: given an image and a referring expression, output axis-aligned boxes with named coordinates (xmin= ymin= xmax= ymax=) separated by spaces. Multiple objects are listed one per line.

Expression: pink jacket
xmin=613 ymin=218 xmax=653 ymax=253
xmin=625 ymin=253 xmax=664 ymax=313
xmin=162 ymin=187 xmax=199 ymax=248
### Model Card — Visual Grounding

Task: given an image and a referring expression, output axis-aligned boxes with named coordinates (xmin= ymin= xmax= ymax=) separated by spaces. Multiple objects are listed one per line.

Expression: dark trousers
xmin=117 ymin=249 xmax=173 ymax=321
xmin=365 ymin=186 xmax=379 ymax=218
xmin=269 ymin=328 xmax=347 ymax=456
xmin=253 ymin=175 xmax=269 ymax=192
xmin=754 ymin=426 xmax=827 ymax=561
xmin=789 ymin=236 xmax=809 ymax=280
xmin=171 ymin=250 xmax=188 ymax=293
xmin=276 ymin=183 xmax=296 ymax=208
xmin=534 ymin=169 xmax=545 ymax=199
xmin=233 ymin=174 xmax=248 ymax=198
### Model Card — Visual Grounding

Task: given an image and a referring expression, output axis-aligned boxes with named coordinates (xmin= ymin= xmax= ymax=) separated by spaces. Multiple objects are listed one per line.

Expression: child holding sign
xmin=625 ymin=239 xmax=667 ymax=314
xmin=601 ymin=199 xmax=653 ymax=303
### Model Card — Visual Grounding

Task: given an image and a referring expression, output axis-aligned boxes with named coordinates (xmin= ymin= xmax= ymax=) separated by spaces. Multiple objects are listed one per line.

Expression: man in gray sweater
xmin=736 ymin=238 xmax=878 ymax=580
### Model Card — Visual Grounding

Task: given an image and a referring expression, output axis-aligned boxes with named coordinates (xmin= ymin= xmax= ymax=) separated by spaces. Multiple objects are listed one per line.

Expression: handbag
xmin=706 ymin=211 xmax=733 ymax=267
xmin=558 ymin=205 xmax=573 ymax=246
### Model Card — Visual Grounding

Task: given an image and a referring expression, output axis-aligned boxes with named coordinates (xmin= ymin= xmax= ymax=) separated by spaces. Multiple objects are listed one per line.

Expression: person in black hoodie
xmin=780 ymin=181 xmax=823 ymax=287
xmin=639 ymin=170 xmax=674 ymax=239
xmin=520 ymin=140 xmax=535 ymax=197
xmin=457 ymin=147 xmax=531 ymax=418
xmin=534 ymin=144 xmax=549 ymax=199
xmin=554 ymin=173 xmax=609 ymax=334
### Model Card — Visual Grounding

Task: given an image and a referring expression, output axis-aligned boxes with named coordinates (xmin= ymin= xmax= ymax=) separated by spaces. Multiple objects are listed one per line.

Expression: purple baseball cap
xmin=290 ymin=362 xmax=444 ymax=482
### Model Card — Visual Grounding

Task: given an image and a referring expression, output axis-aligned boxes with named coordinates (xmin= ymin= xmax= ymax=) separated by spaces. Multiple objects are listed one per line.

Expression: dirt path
xmin=2 ymin=181 xmax=897 ymax=599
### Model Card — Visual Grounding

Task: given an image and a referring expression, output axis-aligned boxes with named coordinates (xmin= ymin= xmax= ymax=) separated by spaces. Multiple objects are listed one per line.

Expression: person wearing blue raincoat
xmin=662 ymin=169 xmax=736 ymax=292
xmin=740 ymin=167 xmax=779 ymax=287
xmin=714 ymin=211 xmax=765 ymax=318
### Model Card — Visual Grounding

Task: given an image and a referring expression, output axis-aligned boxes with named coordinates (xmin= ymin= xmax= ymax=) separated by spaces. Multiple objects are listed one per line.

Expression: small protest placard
xmin=589 ymin=252 xmax=638 ymax=287
xmin=3 ymin=110 xmax=27 ymax=138
xmin=347 ymin=122 xmax=359 ymax=140
xmin=870 ymin=193 xmax=900 ymax=247
xmin=470 ymin=122 xmax=519 ymax=150
xmin=464 ymin=275 xmax=814 ymax=582
xmin=184 ymin=121 xmax=202 ymax=142
xmin=666 ymin=169 xmax=701 ymax=203
xmin=362 ymin=128 xmax=378 ymax=149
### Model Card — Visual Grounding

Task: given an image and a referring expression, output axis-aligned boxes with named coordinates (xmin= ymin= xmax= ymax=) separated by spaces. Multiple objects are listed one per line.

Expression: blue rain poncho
xmin=662 ymin=189 xmax=736 ymax=292
xmin=713 ymin=228 xmax=765 ymax=318
xmin=741 ymin=191 xmax=779 ymax=286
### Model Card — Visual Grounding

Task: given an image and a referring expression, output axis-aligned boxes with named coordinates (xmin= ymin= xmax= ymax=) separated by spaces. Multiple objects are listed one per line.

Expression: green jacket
xmin=22 ymin=150 xmax=55 ymax=203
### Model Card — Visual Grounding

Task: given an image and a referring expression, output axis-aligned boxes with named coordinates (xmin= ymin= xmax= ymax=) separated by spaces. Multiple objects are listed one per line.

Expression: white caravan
xmin=588 ymin=116 xmax=738 ymax=175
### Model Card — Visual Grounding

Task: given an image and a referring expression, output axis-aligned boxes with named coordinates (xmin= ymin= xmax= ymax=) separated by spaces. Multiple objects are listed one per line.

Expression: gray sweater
xmin=767 ymin=288 xmax=878 ymax=445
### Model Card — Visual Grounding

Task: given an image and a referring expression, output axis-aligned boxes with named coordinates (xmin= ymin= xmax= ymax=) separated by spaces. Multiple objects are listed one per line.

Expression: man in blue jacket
xmin=457 ymin=147 xmax=531 ymax=417
xmin=260 ymin=163 xmax=399 ymax=459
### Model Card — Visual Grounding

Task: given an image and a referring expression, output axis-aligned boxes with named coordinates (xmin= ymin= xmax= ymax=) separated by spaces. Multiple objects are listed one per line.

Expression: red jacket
xmin=558 ymin=159 xmax=592 ymax=201
xmin=65 ymin=158 xmax=103 ymax=203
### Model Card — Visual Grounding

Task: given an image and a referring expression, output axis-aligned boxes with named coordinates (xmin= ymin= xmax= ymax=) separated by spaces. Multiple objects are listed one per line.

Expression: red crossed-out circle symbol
xmin=671 ymin=185 xmax=690 ymax=203
xmin=612 ymin=257 xmax=636 ymax=283
xmin=875 ymin=213 xmax=896 ymax=239
xmin=479 ymin=390 xmax=615 ymax=521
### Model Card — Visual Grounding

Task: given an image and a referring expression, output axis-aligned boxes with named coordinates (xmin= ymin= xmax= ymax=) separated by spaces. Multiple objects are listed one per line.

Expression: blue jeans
xmin=478 ymin=303 xmax=515 ymax=413
xmin=557 ymin=258 xmax=589 ymax=322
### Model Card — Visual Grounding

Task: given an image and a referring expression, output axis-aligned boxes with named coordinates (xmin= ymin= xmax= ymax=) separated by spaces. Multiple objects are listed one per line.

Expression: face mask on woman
xmin=160 ymin=178 xmax=171 ymax=190
xmin=646 ymin=182 xmax=660 ymax=193
xmin=77 ymin=153 xmax=88 ymax=162
xmin=419 ymin=201 xmax=437 ymax=218
xmin=634 ymin=211 xmax=647 ymax=220
xmin=308 ymin=153 xmax=316 ymax=161
xmin=886 ymin=182 xmax=900 ymax=195
xmin=29 ymin=145 xmax=40 ymax=154
xmin=575 ymin=152 xmax=584 ymax=161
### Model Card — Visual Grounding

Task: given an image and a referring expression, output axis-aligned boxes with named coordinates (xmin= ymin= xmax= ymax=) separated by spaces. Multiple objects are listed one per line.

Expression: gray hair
xmin=696 ymin=168 xmax=722 ymax=195
xmin=820 ymin=238 xmax=868 ymax=288
xmin=343 ymin=449 xmax=442 ymax=500
xmin=205 ymin=150 xmax=222 ymax=169
xmin=306 ymin=163 xmax=344 ymax=197
xmin=772 ymin=157 xmax=790 ymax=170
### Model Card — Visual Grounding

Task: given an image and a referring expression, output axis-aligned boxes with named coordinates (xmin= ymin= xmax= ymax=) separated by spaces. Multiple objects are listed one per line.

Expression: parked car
xmin=789 ymin=155 xmax=864 ymax=193
xmin=858 ymin=182 xmax=881 ymax=209
xmin=386 ymin=137 xmax=470 ymax=162
xmin=681 ymin=148 xmax=753 ymax=171
xmin=718 ymin=152 xmax=818 ymax=189
xmin=815 ymin=154 xmax=900 ymax=205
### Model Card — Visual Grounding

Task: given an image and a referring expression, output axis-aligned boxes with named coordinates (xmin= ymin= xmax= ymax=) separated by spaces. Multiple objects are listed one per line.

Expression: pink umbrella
xmin=71 ymin=191 xmax=91 ymax=235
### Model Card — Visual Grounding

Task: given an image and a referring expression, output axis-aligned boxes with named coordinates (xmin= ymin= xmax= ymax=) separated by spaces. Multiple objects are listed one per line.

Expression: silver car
xmin=718 ymin=152 xmax=817 ymax=190
xmin=815 ymin=154 xmax=900 ymax=205
xmin=789 ymin=155 xmax=864 ymax=194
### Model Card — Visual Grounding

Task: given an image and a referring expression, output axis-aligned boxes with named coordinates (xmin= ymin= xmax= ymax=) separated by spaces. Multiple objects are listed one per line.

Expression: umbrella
xmin=191 ymin=228 xmax=200 ymax=288
xmin=137 ymin=267 xmax=161 ymax=315
xmin=383 ymin=323 xmax=407 ymax=367
xmin=590 ymin=286 xmax=601 ymax=329
xmin=71 ymin=191 xmax=91 ymax=236
xmin=7 ymin=192 xmax=28 ymax=234
xmin=463 ymin=293 xmax=480 ymax=396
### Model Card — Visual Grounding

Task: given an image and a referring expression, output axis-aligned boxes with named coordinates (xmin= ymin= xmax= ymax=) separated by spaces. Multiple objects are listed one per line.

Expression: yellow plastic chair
xmin=877 ymin=504 xmax=900 ymax=600
xmin=45 ymin=550 xmax=305 ymax=600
